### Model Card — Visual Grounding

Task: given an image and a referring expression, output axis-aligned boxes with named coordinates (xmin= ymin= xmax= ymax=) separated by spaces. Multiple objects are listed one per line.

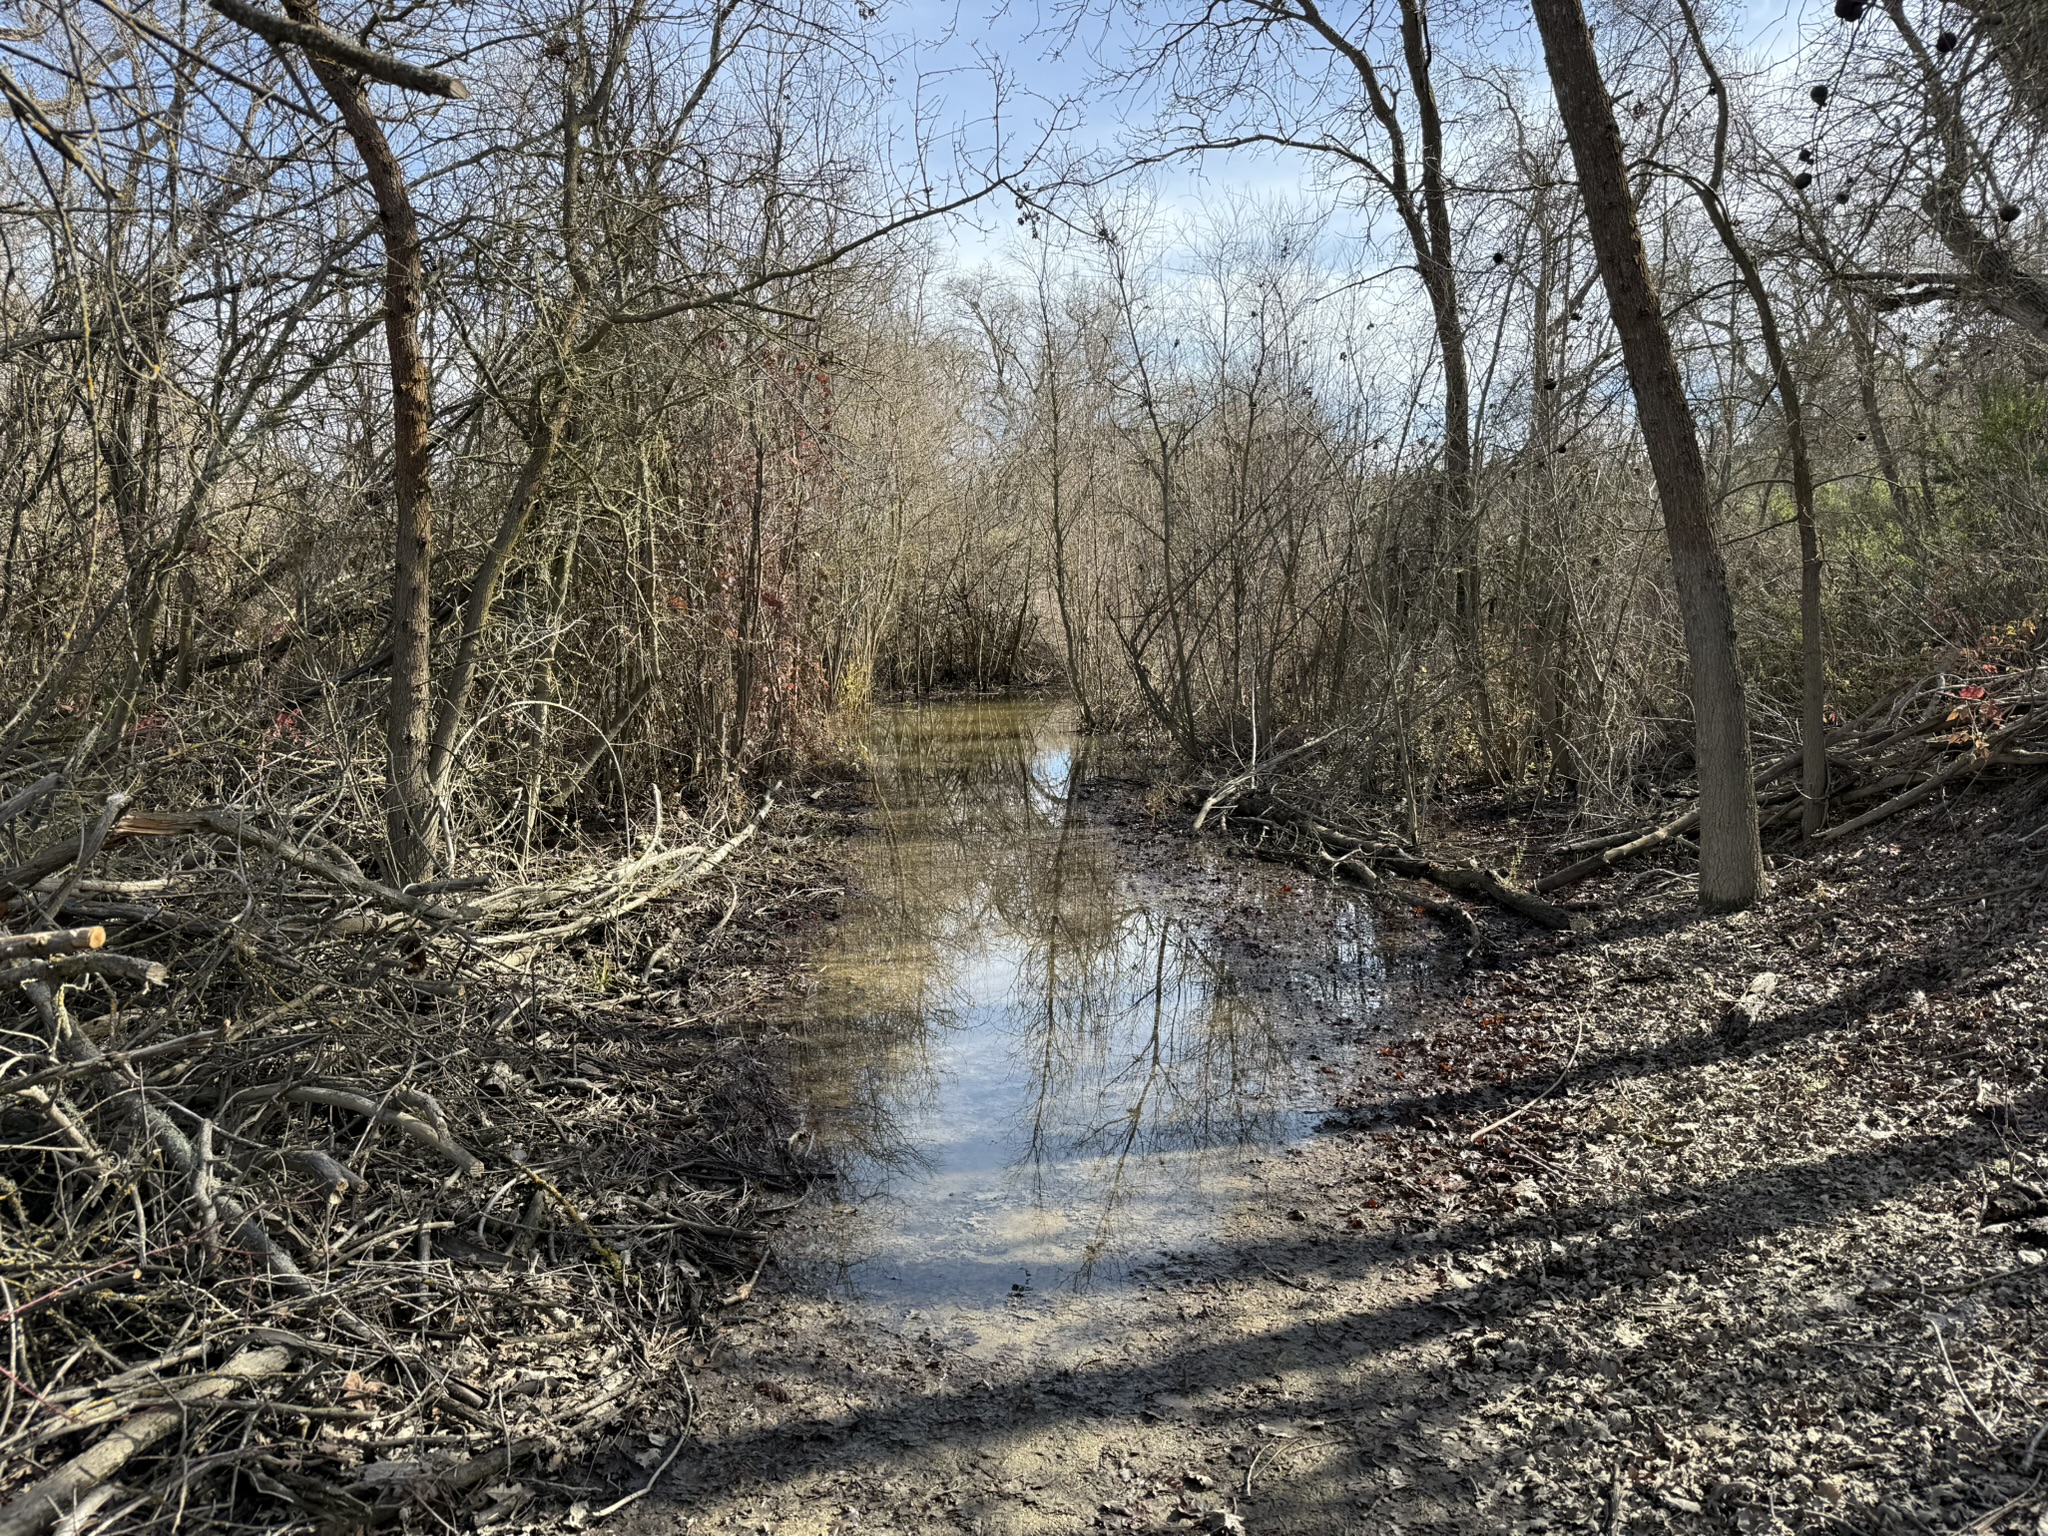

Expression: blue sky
xmin=890 ymin=0 xmax=1832 ymax=276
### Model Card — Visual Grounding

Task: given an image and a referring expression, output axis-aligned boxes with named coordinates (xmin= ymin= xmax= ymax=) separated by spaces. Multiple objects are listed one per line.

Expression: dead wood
xmin=38 ymin=794 xmax=128 ymax=923
xmin=0 ymin=763 xmax=807 ymax=1530
xmin=1381 ymin=849 xmax=1587 ymax=932
xmin=1532 ymin=679 xmax=2048 ymax=888
xmin=1809 ymin=713 xmax=2034 ymax=843
xmin=1 ymin=1029 xmax=223 ymax=1095
xmin=275 ymin=1085 xmax=484 ymax=1177
xmin=0 ymin=927 xmax=104 ymax=963
xmin=1536 ymin=805 xmax=1702 ymax=892
xmin=0 ymin=953 xmax=167 ymax=991
xmin=1191 ymin=729 xmax=1343 ymax=832
xmin=1192 ymin=668 xmax=2048 ymax=921
xmin=0 ymin=1346 xmax=293 ymax=1536
xmin=1536 ymin=749 xmax=1804 ymax=893
xmin=0 ymin=773 xmax=61 ymax=830
xmin=1215 ymin=791 xmax=1587 ymax=932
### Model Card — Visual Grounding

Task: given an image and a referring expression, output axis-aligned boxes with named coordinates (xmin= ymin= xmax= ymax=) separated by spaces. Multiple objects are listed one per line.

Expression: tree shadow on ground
xmin=647 ymin=1110 xmax=2031 ymax=1535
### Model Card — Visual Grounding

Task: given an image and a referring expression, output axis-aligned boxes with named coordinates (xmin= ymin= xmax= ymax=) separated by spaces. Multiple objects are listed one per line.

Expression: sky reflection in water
xmin=785 ymin=699 xmax=1382 ymax=1306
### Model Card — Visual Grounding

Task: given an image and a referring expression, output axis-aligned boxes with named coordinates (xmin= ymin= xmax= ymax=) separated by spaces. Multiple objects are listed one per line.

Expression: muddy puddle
xmin=778 ymin=698 xmax=1383 ymax=1311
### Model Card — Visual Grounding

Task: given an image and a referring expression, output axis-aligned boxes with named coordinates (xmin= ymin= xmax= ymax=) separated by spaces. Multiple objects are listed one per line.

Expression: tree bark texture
xmin=285 ymin=0 xmax=437 ymax=884
xmin=1529 ymin=0 xmax=1765 ymax=910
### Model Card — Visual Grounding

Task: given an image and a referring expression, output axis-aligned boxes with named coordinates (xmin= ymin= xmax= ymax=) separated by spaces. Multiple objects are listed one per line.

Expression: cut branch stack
xmin=0 ymin=776 xmax=799 ymax=1532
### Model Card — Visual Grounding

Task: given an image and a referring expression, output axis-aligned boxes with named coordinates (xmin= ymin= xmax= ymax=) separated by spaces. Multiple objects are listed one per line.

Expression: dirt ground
xmin=619 ymin=780 xmax=2048 ymax=1536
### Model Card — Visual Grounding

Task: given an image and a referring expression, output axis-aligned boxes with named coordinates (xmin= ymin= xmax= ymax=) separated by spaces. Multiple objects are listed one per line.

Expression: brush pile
xmin=1198 ymin=653 xmax=2048 ymax=928
xmin=0 ymin=768 xmax=811 ymax=1534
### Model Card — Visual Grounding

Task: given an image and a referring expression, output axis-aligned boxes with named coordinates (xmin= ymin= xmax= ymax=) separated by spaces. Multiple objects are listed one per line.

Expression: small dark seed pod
xmin=1811 ymin=84 xmax=1830 ymax=105
xmin=1794 ymin=171 xmax=1814 ymax=189
xmin=2001 ymin=203 xmax=2023 ymax=221
xmin=1835 ymin=190 xmax=1850 ymax=204
xmin=1936 ymin=29 xmax=1959 ymax=51
xmin=1543 ymin=378 xmax=1558 ymax=390
xmin=1834 ymin=0 xmax=1865 ymax=18
xmin=1492 ymin=251 xmax=1506 ymax=264
xmin=1798 ymin=148 xmax=1815 ymax=163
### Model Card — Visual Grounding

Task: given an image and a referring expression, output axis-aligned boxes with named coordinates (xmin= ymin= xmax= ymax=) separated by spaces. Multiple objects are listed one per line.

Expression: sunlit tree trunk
xmin=1531 ymin=0 xmax=1764 ymax=911
xmin=1675 ymin=0 xmax=1825 ymax=837
xmin=284 ymin=0 xmax=436 ymax=883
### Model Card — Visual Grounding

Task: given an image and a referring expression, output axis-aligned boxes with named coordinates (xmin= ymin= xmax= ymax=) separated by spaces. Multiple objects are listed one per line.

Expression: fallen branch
xmin=125 ymin=1100 xmax=312 ymax=1293
xmin=183 ymin=810 xmax=463 ymax=922
xmin=1536 ymin=806 xmax=1701 ymax=894
xmin=1384 ymin=851 xmax=1586 ymax=932
xmin=0 ymin=953 xmax=167 ymax=991
xmin=39 ymin=795 xmax=127 ymax=924
xmin=473 ymin=791 xmax=774 ymax=951
xmin=1809 ymin=717 xmax=2030 ymax=843
xmin=0 ymin=1345 xmax=292 ymax=1536
xmin=1191 ymin=729 xmax=1342 ymax=832
xmin=1 ymin=1028 xmax=224 ymax=1095
xmin=1233 ymin=794 xmax=1587 ymax=932
xmin=1469 ymin=1014 xmax=1589 ymax=1144
xmin=281 ymin=1085 xmax=484 ymax=1177
xmin=0 ymin=928 xmax=104 ymax=964
xmin=1536 ymin=749 xmax=1805 ymax=894
xmin=0 ymin=773 xmax=61 ymax=831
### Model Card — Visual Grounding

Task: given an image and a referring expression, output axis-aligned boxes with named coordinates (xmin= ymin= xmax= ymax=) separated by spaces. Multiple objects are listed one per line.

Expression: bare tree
xmin=1668 ymin=0 xmax=1826 ymax=837
xmin=248 ymin=0 xmax=449 ymax=883
xmin=1530 ymin=0 xmax=1764 ymax=910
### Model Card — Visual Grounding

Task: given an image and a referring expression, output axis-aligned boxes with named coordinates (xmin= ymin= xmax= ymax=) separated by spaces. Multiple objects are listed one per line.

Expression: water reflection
xmin=786 ymin=698 xmax=1381 ymax=1304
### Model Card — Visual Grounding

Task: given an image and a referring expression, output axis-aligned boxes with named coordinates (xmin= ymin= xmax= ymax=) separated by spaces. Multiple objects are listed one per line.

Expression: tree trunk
xmin=427 ymin=385 xmax=575 ymax=795
xmin=1398 ymin=0 xmax=1493 ymax=765
xmin=1673 ymin=0 xmax=1825 ymax=837
xmin=287 ymin=0 xmax=436 ymax=884
xmin=1530 ymin=0 xmax=1764 ymax=911
xmin=1284 ymin=0 xmax=1493 ymax=759
xmin=1524 ymin=183 xmax=1580 ymax=797
xmin=1843 ymin=301 xmax=1913 ymax=527
xmin=729 ymin=432 xmax=767 ymax=773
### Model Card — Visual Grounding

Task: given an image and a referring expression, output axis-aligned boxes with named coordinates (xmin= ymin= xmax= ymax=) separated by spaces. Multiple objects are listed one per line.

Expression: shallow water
xmin=781 ymin=698 xmax=1382 ymax=1308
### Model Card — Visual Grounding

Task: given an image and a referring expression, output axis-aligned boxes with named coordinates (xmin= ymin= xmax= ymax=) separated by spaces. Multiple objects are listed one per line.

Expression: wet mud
xmin=623 ymin=704 xmax=2048 ymax=1536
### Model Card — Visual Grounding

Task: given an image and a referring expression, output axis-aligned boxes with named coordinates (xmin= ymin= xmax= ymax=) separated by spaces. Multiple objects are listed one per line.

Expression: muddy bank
xmin=623 ymin=754 xmax=2046 ymax=1536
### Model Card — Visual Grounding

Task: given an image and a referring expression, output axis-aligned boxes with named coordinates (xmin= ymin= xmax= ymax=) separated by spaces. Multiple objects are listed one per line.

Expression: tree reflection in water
xmin=786 ymin=698 xmax=1381 ymax=1304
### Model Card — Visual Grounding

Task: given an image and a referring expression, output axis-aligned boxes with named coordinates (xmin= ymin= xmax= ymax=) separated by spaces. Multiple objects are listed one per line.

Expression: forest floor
xmin=0 ymin=777 xmax=871 ymax=1533
xmin=609 ymin=770 xmax=2048 ymax=1536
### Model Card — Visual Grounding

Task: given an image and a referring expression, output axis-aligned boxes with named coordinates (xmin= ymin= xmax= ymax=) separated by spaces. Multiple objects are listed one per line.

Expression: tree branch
xmin=204 ymin=0 xmax=469 ymax=100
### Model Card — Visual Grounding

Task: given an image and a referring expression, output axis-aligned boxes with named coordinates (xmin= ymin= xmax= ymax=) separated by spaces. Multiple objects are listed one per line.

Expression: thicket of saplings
xmin=0 ymin=1 xmax=987 ymax=1529
xmin=912 ymin=246 xmax=2048 ymax=932
xmin=2 ymin=0 xmax=2047 ymax=1528
xmin=932 ymin=250 xmax=2048 ymax=788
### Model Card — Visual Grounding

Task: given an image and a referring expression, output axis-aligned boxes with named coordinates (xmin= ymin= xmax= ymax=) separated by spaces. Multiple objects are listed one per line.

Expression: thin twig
xmin=589 ymin=1376 xmax=696 ymax=1521
xmin=1469 ymin=1014 xmax=1589 ymax=1145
